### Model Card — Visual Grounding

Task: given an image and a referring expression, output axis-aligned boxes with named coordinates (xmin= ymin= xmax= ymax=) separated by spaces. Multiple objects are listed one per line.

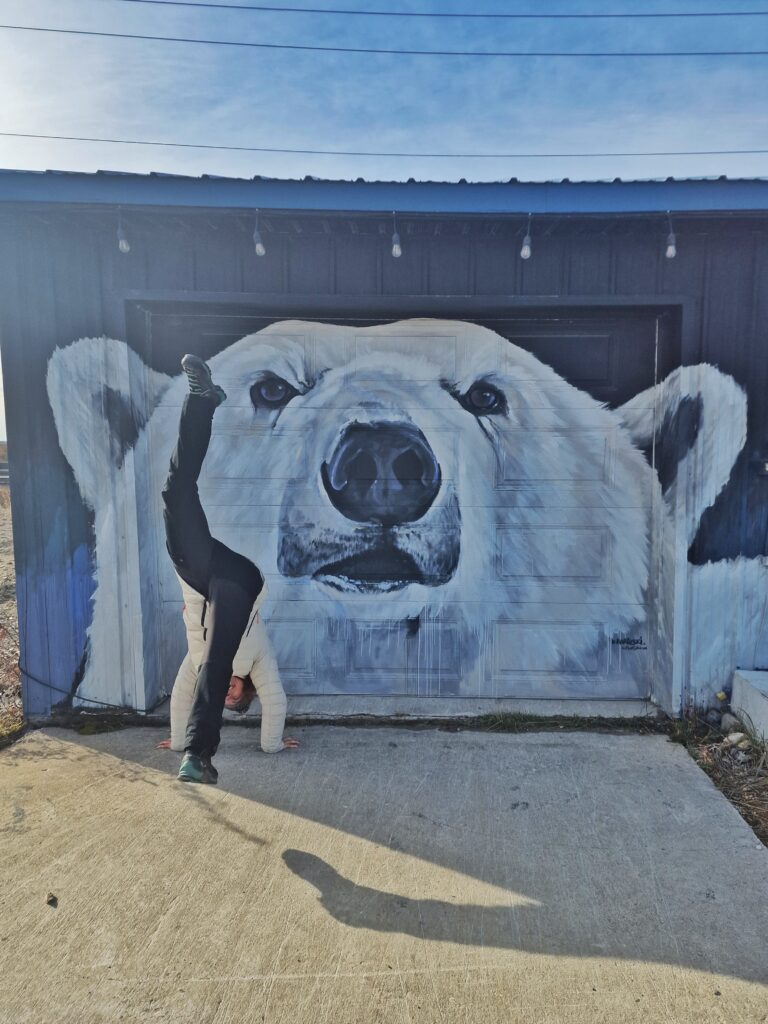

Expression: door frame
xmin=123 ymin=292 xmax=695 ymax=711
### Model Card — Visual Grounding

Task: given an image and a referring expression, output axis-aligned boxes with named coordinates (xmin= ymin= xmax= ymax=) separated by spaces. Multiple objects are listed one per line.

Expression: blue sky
xmin=1 ymin=0 xmax=768 ymax=439
xmin=1 ymin=0 xmax=767 ymax=182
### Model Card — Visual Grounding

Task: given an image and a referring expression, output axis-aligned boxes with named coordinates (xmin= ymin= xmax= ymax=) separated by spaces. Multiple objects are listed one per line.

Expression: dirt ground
xmin=0 ymin=489 xmax=22 ymax=741
xmin=682 ymin=720 xmax=768 ymax=846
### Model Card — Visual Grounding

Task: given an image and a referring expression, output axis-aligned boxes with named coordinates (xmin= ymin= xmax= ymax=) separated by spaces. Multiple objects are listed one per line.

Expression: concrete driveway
xmin=1 ymin=725 xmax=767 ymax=1024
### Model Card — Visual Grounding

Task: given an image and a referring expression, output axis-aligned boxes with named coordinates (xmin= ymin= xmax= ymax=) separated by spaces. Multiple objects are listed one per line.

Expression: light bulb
xmin=391 ymin=231 xmax=402 ymax=258
xmin=117 ymin=224 xmax=130 ymax=254
xmin=665 ymin=231 xmax=677 ymax=259
xmin=253 ymin=227 xmax=266 ymax=257
xmin=520 ymin=233 xmax=532 ymax=260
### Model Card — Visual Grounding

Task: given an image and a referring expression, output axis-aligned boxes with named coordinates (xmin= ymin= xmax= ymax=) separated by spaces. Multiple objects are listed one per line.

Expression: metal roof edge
xmin=1 ymin=169 xmax=768 ymax=214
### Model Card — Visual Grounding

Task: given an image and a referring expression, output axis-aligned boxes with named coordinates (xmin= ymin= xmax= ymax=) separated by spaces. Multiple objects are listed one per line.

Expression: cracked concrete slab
xmin=1 ymin=726 xmax=767 ymax=1024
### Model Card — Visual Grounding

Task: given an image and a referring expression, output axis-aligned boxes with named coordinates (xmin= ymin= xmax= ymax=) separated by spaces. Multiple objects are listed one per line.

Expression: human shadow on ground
xmin=283 ymin=848 xmax=533 ymax=947
xmin=13 ymin=725 xmax=768 ymax=986
xmin=280 ymin=847 xmax=766 ymax=978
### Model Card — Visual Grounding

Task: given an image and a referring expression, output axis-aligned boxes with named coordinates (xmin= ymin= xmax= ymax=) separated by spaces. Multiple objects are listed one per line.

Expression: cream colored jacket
xmin=170 ymin=573 xmax=287 ymax=753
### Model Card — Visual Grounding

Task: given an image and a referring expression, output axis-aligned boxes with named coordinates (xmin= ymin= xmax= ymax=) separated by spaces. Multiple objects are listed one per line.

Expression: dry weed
xmin=694 ymin=737 xmax=768 ymax=845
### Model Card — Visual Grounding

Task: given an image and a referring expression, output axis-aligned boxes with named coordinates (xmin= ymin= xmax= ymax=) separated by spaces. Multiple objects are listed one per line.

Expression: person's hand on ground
xmin=157 ymin=737 xmax=172 ymax=749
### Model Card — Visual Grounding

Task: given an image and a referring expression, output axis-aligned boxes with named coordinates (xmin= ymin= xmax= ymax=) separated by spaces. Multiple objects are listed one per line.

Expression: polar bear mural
xmin=46 ymin=319 xmax=759 ymax=712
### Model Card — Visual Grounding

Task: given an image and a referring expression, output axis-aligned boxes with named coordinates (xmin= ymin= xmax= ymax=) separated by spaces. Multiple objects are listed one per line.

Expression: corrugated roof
xmin=3 ymin=168 xmax=767 ymax=186
xmin=1 ymin=168 xmax=768 ymax=215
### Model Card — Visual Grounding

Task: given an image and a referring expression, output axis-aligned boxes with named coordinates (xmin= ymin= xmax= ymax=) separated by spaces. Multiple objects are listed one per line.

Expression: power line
xmin=113 ymin=0 xmax=768 ymax=18
xmin=0 ymin=23 xmax=767 ymax=56
xmin=2 ymin=131 xmax=767 ymax=158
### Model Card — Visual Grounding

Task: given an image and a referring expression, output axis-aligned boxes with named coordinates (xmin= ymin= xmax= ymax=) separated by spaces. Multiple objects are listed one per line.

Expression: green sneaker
xmin=177 ymin=752 xmax=218 ymax=785
xmin=180 ymin=354 xmax=227 ymax=405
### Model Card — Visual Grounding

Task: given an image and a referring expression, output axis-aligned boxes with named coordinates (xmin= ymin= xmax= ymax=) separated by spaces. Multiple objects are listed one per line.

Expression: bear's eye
xmin=250 ymin=375 xmax=299 ymax=410
xmin=460 ymin=381 xmax=507 ymax=417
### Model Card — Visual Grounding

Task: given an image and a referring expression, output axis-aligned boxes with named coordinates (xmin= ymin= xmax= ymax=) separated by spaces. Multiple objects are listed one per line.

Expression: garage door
xmin=137 ymin=306 xmax=673 ymax=702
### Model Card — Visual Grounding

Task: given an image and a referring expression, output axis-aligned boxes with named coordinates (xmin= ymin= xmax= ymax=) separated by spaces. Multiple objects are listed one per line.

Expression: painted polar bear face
xmin=46 ymin=319 xmax=746 ymax=706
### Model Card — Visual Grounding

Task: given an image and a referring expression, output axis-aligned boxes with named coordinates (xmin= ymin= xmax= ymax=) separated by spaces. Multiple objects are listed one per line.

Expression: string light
xmin=665 ymin=211 xmax=677 ymax=259
xmin=111 ymin=203 xmax=691 ymax=269
xmin=391 ymin=211 xmax=402 ymax=258
xmin=520 ymin=214 xmax=532 ymax=260
xmin=116 ymin=209 xmax=130 ymax=254
xmin=253 ymin=210 xmax=266 ymax=256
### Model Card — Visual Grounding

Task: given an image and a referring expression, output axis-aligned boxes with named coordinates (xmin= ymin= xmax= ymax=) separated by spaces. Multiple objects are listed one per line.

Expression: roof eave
xmin=1 ymin=169 xmax=768 ymax=215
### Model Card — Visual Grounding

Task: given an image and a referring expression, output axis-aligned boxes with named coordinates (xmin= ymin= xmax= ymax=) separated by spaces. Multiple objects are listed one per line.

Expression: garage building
xmin=0 ymin=170 xmax=766 ymax=719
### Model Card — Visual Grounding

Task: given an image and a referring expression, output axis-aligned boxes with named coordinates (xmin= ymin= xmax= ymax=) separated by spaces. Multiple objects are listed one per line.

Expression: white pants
xmin=170 ymin=619 xmax=287 ymax=753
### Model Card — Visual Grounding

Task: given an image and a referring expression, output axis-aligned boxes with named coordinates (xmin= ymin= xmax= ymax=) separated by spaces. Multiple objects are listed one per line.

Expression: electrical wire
xmin=112 ymin=1 xmax=768 ymax=19
xmin=18 ymin=661 xmax=138 ymax=711
xmin=1 ymin=23 xmax=767 ymax=56
xmin=2 ymin=131 xmax=767 ymax=158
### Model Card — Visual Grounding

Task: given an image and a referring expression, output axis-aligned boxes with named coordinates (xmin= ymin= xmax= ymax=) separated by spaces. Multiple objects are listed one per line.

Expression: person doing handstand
xmin=162 ymin=354 xmax=298 ymax=784
xmin=156 ymin=579 xmax=292 ymax=757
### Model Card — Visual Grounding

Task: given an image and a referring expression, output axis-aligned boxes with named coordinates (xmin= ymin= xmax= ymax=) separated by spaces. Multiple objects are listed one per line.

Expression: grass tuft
xmin=472 ymin=711 xmax=664 ymax=734
xmin=669 ymin=709 xmax=768 ymax=846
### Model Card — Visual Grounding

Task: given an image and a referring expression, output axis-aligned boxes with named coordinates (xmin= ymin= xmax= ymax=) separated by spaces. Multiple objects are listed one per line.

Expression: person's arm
xmin=249 ymin=623 xmax=290 ymax=753
xmin=231 ymin=612 xmax=260 ymax=680
xmin=231 ymin=581 xmax=270 ymax=678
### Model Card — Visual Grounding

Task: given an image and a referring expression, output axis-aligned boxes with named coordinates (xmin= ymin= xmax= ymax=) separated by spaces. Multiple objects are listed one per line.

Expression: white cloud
xmin=0 ymin=0 xmax=766 ymax=183
xmin=1 ymin=1 xmax=766 ymax=444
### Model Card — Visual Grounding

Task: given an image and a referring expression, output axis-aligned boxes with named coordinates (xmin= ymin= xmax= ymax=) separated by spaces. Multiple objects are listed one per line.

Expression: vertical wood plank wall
xmin=1 ymin=208 xmax=766 ymax=713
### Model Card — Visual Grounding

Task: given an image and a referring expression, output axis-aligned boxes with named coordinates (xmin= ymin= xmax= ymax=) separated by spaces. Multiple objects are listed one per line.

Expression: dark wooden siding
xmin=1 ymin=205 xmax=767 ymax=712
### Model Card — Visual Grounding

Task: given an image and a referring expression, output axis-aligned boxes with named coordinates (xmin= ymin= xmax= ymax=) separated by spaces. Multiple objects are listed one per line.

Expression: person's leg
xmin=183 ymin=543 xmax=264 ymax=760
xmin=161 ymin=392 xmax=220 ymax=594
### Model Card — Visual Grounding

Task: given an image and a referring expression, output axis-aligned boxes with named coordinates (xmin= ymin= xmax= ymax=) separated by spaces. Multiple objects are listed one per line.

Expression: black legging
xmin=162 ymin=394 xmax=264 ymax=758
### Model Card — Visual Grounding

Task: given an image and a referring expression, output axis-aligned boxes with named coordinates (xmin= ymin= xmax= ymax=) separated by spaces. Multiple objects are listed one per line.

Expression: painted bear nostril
xmin=323 ymin=422 xmax=441 ymax=526
xmin=393 ymin=449 xmax=423 ymax=488
xmin=347 ymin=450 xmax=377 ymax=485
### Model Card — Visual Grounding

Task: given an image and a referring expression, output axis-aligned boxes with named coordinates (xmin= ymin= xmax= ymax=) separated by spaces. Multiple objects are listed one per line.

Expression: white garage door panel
xmin=492 ymin=610 xmax=649 ymax=699
xmin=498 ymin=526 xmax=609 ymax=582
xmin=497 ymin=430 xmax=611 ymax=486
xmin=265 ymin=602 xmax=467 ymax=697
xmin=146 ymin=316 xmax=660 ymax=704
xmin=263 ymin=601 xmax=649 ymax=700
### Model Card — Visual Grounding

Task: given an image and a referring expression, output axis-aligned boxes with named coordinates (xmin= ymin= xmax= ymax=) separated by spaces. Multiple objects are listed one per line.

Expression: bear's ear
xmin=617 ymin=364 xmax=747 ymax=545
xmin=46 ymin=337 xmax=172 ymax=508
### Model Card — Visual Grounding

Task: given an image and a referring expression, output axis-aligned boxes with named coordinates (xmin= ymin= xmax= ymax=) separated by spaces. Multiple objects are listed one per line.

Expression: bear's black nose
xmin=322 ymin=422 xmax=441 ymax=527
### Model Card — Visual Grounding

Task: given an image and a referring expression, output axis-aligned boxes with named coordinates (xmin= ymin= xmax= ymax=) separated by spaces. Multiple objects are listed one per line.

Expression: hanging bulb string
xmin=107 ymin=208 xmax=686 ymax=263
xmin=116 ymin=207 xmax=131 ymax=254
xmin=253 ymin=209 xmax=266 ymax=256
xmin=391 ymin=210 xmax=402 ymax=258
xmin=665 ymin=210 xmax=677 ymax=259
xmin=520 ymin=213 xmax=532 ymax=260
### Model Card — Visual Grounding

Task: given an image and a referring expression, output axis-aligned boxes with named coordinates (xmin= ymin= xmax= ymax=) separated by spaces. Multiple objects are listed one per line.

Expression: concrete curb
xmin=24 ymin=709 xmax=668 ymax=735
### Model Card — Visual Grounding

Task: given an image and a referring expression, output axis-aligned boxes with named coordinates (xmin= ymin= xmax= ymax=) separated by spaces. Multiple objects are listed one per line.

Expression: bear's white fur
xmin=45 ymin=319 xmax=758 ymax=711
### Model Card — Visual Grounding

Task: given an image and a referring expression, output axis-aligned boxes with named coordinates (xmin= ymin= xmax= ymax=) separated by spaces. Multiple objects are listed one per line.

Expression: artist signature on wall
xmin=611 ymin=634 xmax=648 ymax=651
